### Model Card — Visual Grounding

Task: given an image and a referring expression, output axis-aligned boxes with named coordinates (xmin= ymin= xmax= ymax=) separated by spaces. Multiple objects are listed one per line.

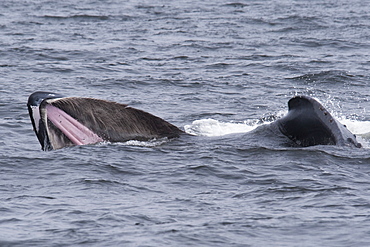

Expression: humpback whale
xmin=27 ymin=92 xmax=361 ymax=150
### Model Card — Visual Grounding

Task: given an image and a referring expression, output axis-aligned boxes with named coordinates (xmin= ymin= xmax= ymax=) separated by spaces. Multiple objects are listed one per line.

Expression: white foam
xmin=121 ymin=139 xmax=170 ymax=147
xmin=97 ymin=138 xmax=170 ymax=148
xmin=184 ymin=118 xmax=259 ymax=137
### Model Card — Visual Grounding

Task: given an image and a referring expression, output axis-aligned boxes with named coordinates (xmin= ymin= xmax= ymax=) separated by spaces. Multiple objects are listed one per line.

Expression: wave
xmin=288 ymin=70 xmax=357 ymax=84
xmin=42 ymin=14 xmax=110 ymax=21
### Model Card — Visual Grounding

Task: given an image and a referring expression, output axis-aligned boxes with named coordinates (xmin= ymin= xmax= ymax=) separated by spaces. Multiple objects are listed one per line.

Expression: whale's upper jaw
xmin=276 ymin=95 xmax=361 ymax=148
xmin=27 ymin=92 xmax=65 ymax=151
xmin=27 ymin=91 xmax=65 ymax=108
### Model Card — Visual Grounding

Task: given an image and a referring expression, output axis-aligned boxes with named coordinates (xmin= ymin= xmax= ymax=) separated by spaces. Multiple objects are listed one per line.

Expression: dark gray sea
xmin=1 ymin=0 xmax=370 ymax=246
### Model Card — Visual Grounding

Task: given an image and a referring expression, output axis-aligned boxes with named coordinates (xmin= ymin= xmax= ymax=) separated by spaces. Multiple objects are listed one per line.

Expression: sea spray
xmin=184 ymin=118 xmax=259 ymax=137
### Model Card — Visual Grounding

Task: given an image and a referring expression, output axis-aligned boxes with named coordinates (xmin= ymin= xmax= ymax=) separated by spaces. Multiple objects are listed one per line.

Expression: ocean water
xmin=1 ymin=0 xmax=370 ymax=246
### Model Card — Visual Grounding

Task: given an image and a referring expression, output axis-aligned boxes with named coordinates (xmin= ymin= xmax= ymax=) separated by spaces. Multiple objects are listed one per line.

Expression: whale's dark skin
xmin=270 ymin=95 xmax=362 ymax=148
xmin=27 ymin=92 xmax=362 ymax=151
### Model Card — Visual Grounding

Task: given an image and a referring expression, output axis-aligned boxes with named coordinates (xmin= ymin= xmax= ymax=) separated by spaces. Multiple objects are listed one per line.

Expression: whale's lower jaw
xmin=27 ymin=92 xmax=184 ymax=151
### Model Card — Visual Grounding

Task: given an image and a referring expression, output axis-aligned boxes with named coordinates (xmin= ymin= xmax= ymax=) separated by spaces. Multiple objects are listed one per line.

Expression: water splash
xmin=98 ymin=138 xmax=171 ymax=147
xmin=184 ymin=118 xmax=260 ymax=137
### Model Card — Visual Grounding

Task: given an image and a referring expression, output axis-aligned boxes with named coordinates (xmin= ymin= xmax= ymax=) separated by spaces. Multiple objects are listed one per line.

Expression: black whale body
xmin=271 ymin=96 xmax=361 ymax=148
xmin=27 ymin=92 xmax=361 ymax=151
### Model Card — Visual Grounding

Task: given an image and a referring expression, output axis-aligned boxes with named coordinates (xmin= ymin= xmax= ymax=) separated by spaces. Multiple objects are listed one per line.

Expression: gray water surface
xmin=1 ymin=0 xmax=370 ymax=246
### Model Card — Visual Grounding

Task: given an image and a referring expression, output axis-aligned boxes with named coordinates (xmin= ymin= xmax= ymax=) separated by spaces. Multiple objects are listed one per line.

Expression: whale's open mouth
xmin=27 ymin=92 xmax=103 ymax=150
xmin=27 ymin=91 xmax=184 ymax=151
xmin=44 ymin=104 xmax=104 ymax=146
